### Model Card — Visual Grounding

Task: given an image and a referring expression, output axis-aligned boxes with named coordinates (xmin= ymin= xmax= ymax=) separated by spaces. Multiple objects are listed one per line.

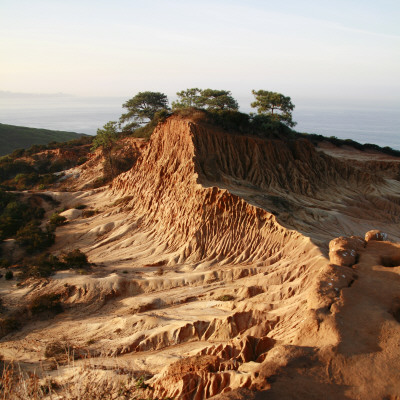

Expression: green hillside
xmin=0 ymin=123 xmax=86 ymax=156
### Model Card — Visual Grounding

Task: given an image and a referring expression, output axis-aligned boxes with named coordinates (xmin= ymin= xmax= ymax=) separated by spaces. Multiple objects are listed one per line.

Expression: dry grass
xmin=0 ymin=356 xmax=158 ymax=400
xmin=0 ymin=362 xmax=53 ymax=400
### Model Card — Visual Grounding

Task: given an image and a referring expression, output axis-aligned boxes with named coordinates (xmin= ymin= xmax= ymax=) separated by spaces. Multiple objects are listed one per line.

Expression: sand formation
xmin=1 ymin=114 xmax=400 ymax=399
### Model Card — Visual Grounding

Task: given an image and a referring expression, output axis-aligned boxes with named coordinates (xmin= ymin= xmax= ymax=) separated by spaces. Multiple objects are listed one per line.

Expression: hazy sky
xmin=1 ymin=0 xmax=400 ymax=103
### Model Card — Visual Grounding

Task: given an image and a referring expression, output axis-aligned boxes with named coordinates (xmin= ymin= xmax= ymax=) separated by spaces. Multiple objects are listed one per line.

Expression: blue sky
xmin=1 ymin=0 xmax=399 ymax=104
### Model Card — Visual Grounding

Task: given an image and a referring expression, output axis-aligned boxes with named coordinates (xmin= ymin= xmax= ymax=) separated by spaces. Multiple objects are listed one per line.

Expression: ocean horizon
xmin=0 ymin=94 xmax=399 ymax=150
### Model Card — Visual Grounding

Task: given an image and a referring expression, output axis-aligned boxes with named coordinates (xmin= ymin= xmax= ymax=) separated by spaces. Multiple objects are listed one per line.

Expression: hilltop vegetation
xmin=103 ymin=89 xmax=400 ymax=156
xmin=1 ymin=88 xmax=399 ymax=193
xmin=0 ymin=123 xmax=86 ymax=156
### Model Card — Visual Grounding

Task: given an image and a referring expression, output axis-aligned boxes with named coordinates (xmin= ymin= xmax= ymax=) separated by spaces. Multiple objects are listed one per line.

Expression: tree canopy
xmin=91 ymin=121 xmax=119 ymax=152
xmin=91 ymin=121 xmax=119 ymax=178
xmin=199 ymin=89 xmax=239 ymax=111
xmin=119 ymin=91 xmax=170 ymax=132
xmin=251 ymin=90 xmax=296 ymax=127
xmin=172 ymin=88 xmax=238 ymax=111
xmin=172 ymin=88 xmax=201 ymax=109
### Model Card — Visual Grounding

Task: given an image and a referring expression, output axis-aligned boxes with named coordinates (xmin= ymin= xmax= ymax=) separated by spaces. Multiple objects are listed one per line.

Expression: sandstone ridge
xmin=1 ymin=115 xmax=400 ymax=399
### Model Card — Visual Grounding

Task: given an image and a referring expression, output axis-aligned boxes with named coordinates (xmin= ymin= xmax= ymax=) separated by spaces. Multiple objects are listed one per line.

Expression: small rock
xmin=365 ymin=230 xmax=388 ymax=242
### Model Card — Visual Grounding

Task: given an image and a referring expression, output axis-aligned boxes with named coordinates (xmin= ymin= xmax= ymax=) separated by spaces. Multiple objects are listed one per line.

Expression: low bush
xmin=15 ymin=222 xmax=55 ymax=254
xmin=298 ymin=132 xmax=400 ymax=157
xmin=28 ymin=293 xmax=63 ymax=316
xmin=122 ymin=109 xmax=170 ymax=139
xmin=174 ymin=108 xmax=294 ymax=140
xmin=82 ymin=209 xmax=99 ymax=218
xmin=24 ymin=253 xmax=63 ymax=278
xmin=5 ymin=270 xmax=13 ymax=280
xmin=62 ymin=249 xmax=89 ymax=269
xmin=0 ymin=191 xmax=45 ymax=240
xmin=0 ymin=190 xmax=53 ymax=264
xmin=112 ymin=196 xmax=134 ymax=207
xmin=0 ymin=159 xmax=34 ymax=183
xmin=44 ymin=338 xmax=88 ymax=363
xmin=135 ymin=375 xmax=148 ymax=389
xmin=217 ymin=294 xmax=235 ymax=301
xmin=23 ymin=249 xmax=90 ymax=278
xmin=44 ymin=340 xmax=71 ymax=359
xmin=0 ymin=316 xmax=20 ymax=336
xmin=91 ymin=176 xmax=109 ymax=188
xmin=49 ymin=212 xmax=67 ymax=227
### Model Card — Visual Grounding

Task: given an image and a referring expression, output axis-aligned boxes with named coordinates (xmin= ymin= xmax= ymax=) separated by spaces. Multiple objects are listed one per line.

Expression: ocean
xmin=293 ymin=105 xmax=400 ymax=150
xmin=0 ymin=95 xmax=399 ymax=150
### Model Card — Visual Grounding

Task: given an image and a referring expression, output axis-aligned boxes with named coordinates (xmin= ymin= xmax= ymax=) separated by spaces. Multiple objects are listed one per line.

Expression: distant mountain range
xmin=0 ymin=123 xmax=86 ymax=156
xmin=0 ymin=90 xmax=72 ymax=98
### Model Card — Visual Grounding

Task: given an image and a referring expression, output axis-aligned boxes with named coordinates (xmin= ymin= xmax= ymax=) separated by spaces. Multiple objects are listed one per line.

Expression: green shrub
xmin=13 ymin=173 xmax=40 ymax=189
xmin=217 ymin=294 xmax=235 ymax=301
xmin=91 ymin=176 xmax=109 ymax=188
xmin=38 ymin=173 xmax=58 ymax=187
xmin=0 ymin=190 xmax=45 ymax=240
xmin=0 ymin=159 xmax=34 ymax=183
xmin=130 ymin=109 xmax=170 ymax=139
xmin=49 ymin=213 xmax=67 ymax=227
xmin=24 ymin=253 xmax=63 ymax=278
xmin=81 ymin=209 xmax=99 ymax=218
xmin=4 ymin=270 xmax=13 ymax=280
xmin=23 ymin=250 xmax=90 ymax=278
xmin=49 ymin=159 xmax=72 ymax=173
xmin=35 ymin=159 xmax=52 ymax=174
xmin=135 ymin=376 xmax=148 ymax=389
xmin=2 ymin=170 xmax=58 ymax=190
xmin=207 ymin=109 xmax=251 ymax=133
xmin=174 ymin=108 xmax=293 ymax=139
xmin=15 ymin=222 xmax=55 ymax=253
xmin=62 ymin=249 xmax=89 ymax=269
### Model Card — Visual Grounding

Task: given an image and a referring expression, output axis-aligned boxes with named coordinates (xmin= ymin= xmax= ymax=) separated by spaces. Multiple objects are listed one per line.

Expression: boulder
xmin=365 ymin=230 xmax=388 ymax=242
xmin=329 ymin=236 xmax=366 ymax=267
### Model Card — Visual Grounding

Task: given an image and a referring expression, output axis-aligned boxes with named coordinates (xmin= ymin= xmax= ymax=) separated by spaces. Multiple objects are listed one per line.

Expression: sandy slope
xmin=1 ymin=115 xmax=399 ymax=399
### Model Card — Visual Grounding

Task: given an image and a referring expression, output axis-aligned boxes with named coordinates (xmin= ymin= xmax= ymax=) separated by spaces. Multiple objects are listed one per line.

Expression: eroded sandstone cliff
xmin=1 ymin=115 xmax=399 ymax=400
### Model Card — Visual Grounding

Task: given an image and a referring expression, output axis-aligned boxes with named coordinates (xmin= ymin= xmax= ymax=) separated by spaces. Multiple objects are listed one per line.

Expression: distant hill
xmin=0 ymin=123 xmax=87 ymax=156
